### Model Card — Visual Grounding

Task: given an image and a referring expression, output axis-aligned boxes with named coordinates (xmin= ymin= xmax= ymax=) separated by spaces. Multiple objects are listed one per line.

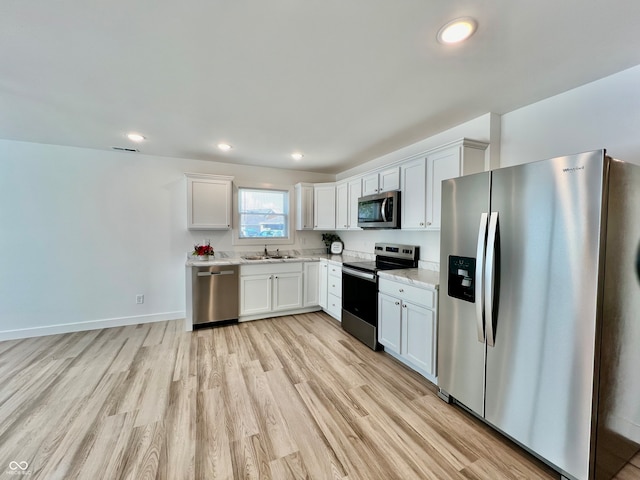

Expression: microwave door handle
xmin=381 ymin=198 xmax=388 ymax=222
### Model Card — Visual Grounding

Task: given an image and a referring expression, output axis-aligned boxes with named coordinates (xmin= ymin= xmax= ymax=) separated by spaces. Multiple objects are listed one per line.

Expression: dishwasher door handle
xmin=197 ymin=270 xmax=236 ymax=277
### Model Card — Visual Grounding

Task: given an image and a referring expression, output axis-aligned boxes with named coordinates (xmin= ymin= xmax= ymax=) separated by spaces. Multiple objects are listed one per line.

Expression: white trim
xmin=239 ymin=306 xmax=320 ymax=323
xmin=0 ymin=311 xmax=185 ymax=341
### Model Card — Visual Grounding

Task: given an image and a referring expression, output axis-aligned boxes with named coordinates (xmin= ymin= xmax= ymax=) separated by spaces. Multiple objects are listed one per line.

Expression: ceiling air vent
xmin=111 ymin=146 xmax=139 ymax=153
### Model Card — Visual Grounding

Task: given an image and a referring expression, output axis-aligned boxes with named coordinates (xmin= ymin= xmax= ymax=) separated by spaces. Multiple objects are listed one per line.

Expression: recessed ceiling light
xmin=126 ymin=133 xmax=145 ymax=142
xmin=217 ymin=143 xmax=232 ymax=151
xmin=291 ymin=152 xmax=304 ymax=160
xmin=437 ymin=17 xmax=477 ymax=44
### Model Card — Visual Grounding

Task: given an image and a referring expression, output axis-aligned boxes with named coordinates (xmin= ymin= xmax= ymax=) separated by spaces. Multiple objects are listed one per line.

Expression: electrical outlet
xmin=136 ymin=294 xmax=144 ymax=304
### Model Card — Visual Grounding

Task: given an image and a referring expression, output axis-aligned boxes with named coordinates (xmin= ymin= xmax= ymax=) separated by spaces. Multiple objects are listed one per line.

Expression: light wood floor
xmin=0 ymin=313 xmax=638 ymax=480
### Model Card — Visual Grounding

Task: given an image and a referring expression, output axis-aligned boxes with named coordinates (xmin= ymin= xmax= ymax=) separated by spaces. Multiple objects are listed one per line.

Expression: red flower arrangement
xmin=193 ymin=241 xmax=214 ymax=256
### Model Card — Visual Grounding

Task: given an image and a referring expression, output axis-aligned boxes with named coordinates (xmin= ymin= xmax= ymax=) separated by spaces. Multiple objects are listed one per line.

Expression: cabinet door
xmin=187 ymin=176 xmax=232 ymax=230
xmin=347 ymin=178 xmax=362 ymax=229
xmin=296 ymin=184 xmax=314 ymax=230
xmin=335 ymin=182 xmax=349 ymax=230
xmin=362 ymin=173 xmax=379 ymax=196
xmin=426 ymin=147 xmax=461 ymax=229
xmin=314 ymin=185 xmax=336 ymax=229
xmin=303 ymin=262 xmax=320 ymax=307
xmin=379 ymin=167 xmax=400 ymax=192
xmin=402 ymin=302 xmax=436 ymax=376
xmin=378 ymin=293 xmax=402 ymax=353
xmin=240 ymin=274 xmax=272 ymax=316
xmin=319 ymin=261 xmax=328 ymax=309
xmin=401 ymin=158 xmax=427 ymax=229
xmin=273 ymin=272 xmax=303 ymax=311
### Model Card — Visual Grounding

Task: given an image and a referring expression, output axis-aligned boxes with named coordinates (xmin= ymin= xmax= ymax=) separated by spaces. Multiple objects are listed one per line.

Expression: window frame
xmin=232 ymin=183 xmax=295 ymax=246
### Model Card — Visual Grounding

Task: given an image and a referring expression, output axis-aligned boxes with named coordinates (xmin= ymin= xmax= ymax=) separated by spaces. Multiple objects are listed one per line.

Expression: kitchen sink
xmin=241 ymin=255 xmax=296 ymax=260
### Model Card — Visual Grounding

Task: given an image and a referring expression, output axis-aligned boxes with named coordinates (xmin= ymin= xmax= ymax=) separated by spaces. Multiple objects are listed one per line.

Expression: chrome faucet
xmin=264 ymin=245 xmax=268 ymax=256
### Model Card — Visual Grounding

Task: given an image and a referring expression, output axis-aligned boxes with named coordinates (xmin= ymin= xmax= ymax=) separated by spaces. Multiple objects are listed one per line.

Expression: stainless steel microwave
xmin=357 ymin=191 xmax=400 ymax=229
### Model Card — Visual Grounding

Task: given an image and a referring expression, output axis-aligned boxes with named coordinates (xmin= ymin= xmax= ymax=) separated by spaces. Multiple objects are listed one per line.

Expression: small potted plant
xmin=192 ymin=241 xmax=214 ymax=260
xmin=321 ymin=233 xmax=342 ymax=254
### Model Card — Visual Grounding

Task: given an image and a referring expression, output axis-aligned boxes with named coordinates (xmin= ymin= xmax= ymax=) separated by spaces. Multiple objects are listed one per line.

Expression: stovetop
xmin=342 ymin=242 xmax=420 ymax=274
xmin=342 ymin=259 xmax=416 ymax=273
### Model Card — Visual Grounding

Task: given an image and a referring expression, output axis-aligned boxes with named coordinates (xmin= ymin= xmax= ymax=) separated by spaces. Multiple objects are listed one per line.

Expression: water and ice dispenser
xmin=448 ymin=255 xmax=476 ymax=303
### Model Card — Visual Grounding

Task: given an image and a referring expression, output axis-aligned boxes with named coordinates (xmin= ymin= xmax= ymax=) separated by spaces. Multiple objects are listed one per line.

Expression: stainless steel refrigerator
xmin=438 ymin=150 xmax=640 ymax=480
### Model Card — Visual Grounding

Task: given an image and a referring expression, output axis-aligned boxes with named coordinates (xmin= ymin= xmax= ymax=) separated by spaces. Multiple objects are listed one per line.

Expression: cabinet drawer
xmin=378 ymin=278 xmax=434 ymax=309
xmin=327 ymin=293 xmax=342 ymax=320
xmin=328 ymin=263 xmax=342 ymax=278
xmin=328 ymin=275 xmax=342 ymax=298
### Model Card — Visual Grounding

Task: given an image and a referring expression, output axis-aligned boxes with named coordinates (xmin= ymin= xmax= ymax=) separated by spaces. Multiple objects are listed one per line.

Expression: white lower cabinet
xmin=240 ymin=263 xmax=303 ymax=318
xmin=303 ymin=262 xmax=320 ymax=307
xmin=318 ymin=260 xmax=328 ymax=310
xmin=378 ymin=278 xmax=438 ymax=383
xmin=318 ymin=259 xmax=342 ymax=320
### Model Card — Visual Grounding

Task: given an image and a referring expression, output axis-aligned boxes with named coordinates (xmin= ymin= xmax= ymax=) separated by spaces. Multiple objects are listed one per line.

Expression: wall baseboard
xmin=0 ymin=311 xmax=186 ymax=341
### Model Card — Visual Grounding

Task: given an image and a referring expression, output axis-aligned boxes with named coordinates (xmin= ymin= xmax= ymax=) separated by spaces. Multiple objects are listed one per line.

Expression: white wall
xmin=501 ymin=64 xmax=640 ymax=167
xmin=0 ymin=140 xmax=332 ymax=338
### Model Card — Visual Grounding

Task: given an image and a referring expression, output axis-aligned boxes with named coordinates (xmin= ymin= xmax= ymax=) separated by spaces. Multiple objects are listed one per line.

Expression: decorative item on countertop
xmin=321 ymin=233 xmax=342 ymax=254
xmin=192 ymin=241 xmax=214 ymax=260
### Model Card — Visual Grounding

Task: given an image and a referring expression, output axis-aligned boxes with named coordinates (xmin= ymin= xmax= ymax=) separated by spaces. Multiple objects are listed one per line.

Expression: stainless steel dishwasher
xmin=192 ymin=265 xmax=239 ymax=328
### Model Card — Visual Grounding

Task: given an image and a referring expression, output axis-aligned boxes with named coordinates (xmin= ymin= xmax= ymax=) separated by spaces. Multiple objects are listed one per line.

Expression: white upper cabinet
xmin=426 ymin=140 xmax=487 ymax=230
xmin=295 ymin=183 xmax=314 ymax=230
xmin=335 ymin=182 xmax=349 ymax=230
xmin=335 ymin=178 xmax=362 ymax=230
xmin=362 ymin=167 xmax=400 ymax=196
xmin=347 ymin=178 xmax=362 ymax=230
xmin=314 ymin=183 xmax=336 ymax=230
xmin=400 ymin=158 xmax=428 ymax=229
xmin=186 ymin=173 xmax=233 ymax=230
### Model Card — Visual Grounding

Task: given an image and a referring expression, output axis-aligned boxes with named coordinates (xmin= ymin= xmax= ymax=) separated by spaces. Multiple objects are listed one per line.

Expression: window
xmin=238 ymin=187 xmax=289 ymax=239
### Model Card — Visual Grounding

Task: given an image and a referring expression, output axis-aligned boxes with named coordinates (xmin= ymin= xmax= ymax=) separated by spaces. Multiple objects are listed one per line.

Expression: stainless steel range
xmin=342 ymin=243 xmax=419 ymax=350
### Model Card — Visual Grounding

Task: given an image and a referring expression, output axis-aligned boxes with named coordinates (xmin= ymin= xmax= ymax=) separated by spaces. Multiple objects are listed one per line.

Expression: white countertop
xmin=186 ymin=253 xmax=360 ymax=267
xmin=378 ymin=268 xmax=440 ymax=290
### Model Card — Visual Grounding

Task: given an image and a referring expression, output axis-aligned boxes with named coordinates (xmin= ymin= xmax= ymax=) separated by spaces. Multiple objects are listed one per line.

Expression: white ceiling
xmin=1 ymin=1 xmax=640 ymax=174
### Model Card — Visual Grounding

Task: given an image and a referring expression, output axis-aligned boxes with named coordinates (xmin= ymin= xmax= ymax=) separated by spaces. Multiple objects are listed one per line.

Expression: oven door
xmin=342 ymin=267 xmax=378 ymax=325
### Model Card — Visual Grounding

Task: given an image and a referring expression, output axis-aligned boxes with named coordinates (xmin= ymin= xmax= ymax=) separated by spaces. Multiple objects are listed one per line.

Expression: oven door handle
xmin=342 ymin=267 xmax=377 ymax=282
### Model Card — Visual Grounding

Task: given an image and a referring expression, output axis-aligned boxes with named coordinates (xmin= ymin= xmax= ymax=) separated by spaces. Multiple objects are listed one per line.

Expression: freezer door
xmin=438 ymin=171 xmax=490 ymax=417
xmin=596 ymin=159 xmax=640 ymax=479
xmin=485 ymin=151 xmax=605 ymax=480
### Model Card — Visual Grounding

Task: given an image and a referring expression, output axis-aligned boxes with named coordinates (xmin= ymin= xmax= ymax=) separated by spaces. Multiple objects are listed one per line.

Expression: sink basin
xmin=268 ymin=255 xmax=295 ymax=259
xmin=242 ymin=255 xmax=269 ymax=260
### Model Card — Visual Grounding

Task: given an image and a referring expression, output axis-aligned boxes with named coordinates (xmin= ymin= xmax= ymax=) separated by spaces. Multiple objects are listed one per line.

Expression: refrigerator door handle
xmin=485 ymin=211 xmax=499 ymax=347
xmin=475 ymin=213 xmax=489 ymax=342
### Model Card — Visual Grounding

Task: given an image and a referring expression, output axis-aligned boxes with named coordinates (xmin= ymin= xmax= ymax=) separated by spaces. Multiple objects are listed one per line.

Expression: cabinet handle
xmin=426 ymin=222 xmax=432 ymax=226
xmin=399 ymin=288 xmax=404 ymax=292
xmin=402 ymin=304 xmax=407 ymax=308
xmin=395 ymin=301 xmax=400 ymax=305
xmin=420 ymin=222 xmax=424 ymax=226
